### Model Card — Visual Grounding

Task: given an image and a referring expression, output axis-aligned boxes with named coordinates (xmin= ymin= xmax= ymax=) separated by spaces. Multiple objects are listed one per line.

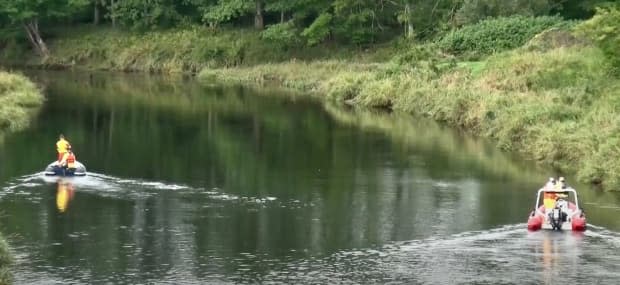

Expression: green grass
xmin=5 ymin=24 xmax=619 ymax=190
xmin=0 ymin=231 xmax=11 ymax=285
xmin=1 ymin=25 xmax=391 ymax=74
xmin=0 ymin=71 xmax=44 ymax=138
xmin=0 ymin=71 xmax=43 ymax=284
xmin=0 ymin=71 xmax=41 ymax=284
xmin=199 ymin=45 xmax=620 ymax=191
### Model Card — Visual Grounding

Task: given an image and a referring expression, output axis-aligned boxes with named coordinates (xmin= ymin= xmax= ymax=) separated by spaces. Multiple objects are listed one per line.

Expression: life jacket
xmin=57 ymin=139 xmax=70 ymax=154
xmin=66 ymin=153 xmax=76 ymax=169
xmin=543 ymin=192 xmax=557 ymax=210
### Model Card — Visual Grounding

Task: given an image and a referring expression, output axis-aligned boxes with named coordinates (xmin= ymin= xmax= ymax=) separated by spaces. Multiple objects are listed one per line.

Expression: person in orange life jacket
xmin=58 ymin=147 xmax=77 ymax=170
xmin=56 ymin=134 xmax=71 ymax=162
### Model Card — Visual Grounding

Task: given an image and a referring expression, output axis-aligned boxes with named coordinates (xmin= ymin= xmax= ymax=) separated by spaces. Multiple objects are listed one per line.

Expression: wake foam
xmin=1 ymin=172 xmax=310 ymax=208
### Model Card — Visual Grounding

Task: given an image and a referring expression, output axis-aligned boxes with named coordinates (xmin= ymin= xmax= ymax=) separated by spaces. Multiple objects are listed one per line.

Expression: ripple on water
xmin=6 ymin=222 xmax=620 ymax=284
xmin=7 ymin=172 xmax=620 ymax=284
xmin=1 ymin=172 xmax=311 ymax=208
xmin=233 ymin=225 xmax=620 ymax=284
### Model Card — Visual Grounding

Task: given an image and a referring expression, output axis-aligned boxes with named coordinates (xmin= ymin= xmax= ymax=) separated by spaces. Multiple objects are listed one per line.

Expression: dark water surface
xmin=2 ymin=71 xmax=620 ymax=284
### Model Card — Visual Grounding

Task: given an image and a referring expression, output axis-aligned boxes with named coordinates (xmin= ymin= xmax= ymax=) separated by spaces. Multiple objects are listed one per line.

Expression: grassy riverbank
xmin=199 ymin=44 xmax=620 ymax=190
xmin=0 ymin=232 xmax=10 ymax=285
xmin=1 ymin=13 xmax=619 ymax=190
xmin=0 ymin=71 xmax=43 ymax=138
xmin=0 ymin=71 xmax=42 ymax=284
xmin=1 ymin=27 xmax=389 ymax=74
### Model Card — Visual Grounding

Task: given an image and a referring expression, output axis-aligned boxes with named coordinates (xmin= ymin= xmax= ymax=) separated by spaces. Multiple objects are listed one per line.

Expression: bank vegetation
xmin=1 ymin=1 xmax=619 ymax=189
xmin=200 ymin=12 xmax=620 ymax=190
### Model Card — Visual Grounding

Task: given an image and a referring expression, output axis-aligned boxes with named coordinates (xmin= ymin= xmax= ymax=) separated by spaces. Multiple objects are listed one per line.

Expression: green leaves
xmin=0 ymin=0 xmax=89 ymax=22
xmin=576 ymin=6 xmax=620 ymax=73
xmin=203 ymin=0 xmax=253 ymax=26
xmin=438 ymin=15 xmax=567 ymax=57
xmin=109 ymin=0 xmax=185 ymax=29
xmin=0 ymin=0 xmax=616 ymax=53
xmin=301 ymin=12 xmax=332 ymax=46
xmin=455 ymin=0 xmax=557 ymax=26
xmin=260 ymin=21 xmax=299 ymax=49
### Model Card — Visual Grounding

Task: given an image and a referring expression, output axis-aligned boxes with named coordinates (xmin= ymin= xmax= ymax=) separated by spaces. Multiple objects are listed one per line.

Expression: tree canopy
xmin=0 ymin=0 xmax=615 ymax=55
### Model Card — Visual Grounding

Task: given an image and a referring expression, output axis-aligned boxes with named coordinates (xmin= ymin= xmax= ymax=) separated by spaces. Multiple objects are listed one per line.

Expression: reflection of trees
xmin=322 ymin=102 xmax=620 ymax=229
xmin=322 ymin=102 xmax=548 ymax=182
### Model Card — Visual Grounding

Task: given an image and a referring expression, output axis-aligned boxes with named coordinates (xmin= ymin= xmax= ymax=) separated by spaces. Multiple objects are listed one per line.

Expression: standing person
xmin=56 ymin=134 xmax=71 ymax=162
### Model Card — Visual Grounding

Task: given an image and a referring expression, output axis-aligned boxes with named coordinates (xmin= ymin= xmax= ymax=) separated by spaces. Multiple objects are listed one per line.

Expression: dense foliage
xmin=0 ymin=231 xmax=10 ymax=285
xmin=0 ymin=2 xmax=617 ymax=192
xmin=0 ymin=0 xmax=613 ymax=57
xmin=438 ymin=15 xmax=569 ymax=57
xmin=0 ymin=71 xmax=43 ymax=133
xmin=576 ymin=6 xmax=620 ymax=72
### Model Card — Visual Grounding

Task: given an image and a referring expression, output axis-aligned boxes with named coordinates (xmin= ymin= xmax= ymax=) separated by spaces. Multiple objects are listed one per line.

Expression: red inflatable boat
xmin=527 ymin=186 xmax=586 ymax=231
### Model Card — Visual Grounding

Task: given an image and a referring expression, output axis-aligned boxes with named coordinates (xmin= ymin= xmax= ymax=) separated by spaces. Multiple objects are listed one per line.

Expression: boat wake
xmin=0 ymin=172 xmax=309 ymax=208
xmin=249 ymin=224 xmax=620 ymax=284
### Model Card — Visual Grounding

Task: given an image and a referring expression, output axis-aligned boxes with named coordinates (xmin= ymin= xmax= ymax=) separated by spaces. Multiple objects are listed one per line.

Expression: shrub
xmin=260 ymin=21 xmax=300 ymax=50
xmin=524 ymin=27 xmax=586 ymax=52
xmin=301 ymin=13 xmax=332 ymax=46
xmin=0 ymin=232 xmax=11 ymax=285
xmin=576 ymin=6 xmax=620 ymax=73
xmin=0 ymin=72 xmax=43 ymax=134
xmin=455 ymin=0 xmax=557 ymax=25
xmin=438 ymin=15 xmax=568 ymax=57
xmin=324 ymin=72 xmax=369 ymax=101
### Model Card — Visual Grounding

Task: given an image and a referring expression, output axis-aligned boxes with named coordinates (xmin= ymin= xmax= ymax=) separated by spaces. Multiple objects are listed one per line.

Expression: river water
xmin=2 ymin=71 xmax=620 ymax=284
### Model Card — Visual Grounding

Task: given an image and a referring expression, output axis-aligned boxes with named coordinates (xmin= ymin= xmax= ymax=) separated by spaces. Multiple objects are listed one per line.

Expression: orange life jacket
xmin=543 ymin=192 xmax=557 ymax=210
xmin=66 ymin=153 xmax=76 ymax=169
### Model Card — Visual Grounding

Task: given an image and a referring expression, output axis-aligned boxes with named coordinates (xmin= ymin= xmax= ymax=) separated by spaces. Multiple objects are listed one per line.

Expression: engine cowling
xmin=548 ymin=208 xmax=565 ymax=230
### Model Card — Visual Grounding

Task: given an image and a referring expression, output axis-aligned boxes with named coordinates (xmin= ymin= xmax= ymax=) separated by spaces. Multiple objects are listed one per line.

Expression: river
xmin=1 ymin=71 xmax=620 ymax=284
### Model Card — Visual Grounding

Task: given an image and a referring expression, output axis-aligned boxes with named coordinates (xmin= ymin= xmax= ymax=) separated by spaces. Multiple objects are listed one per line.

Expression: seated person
xmin=544 ymin=177 xmax=556 ymax=190
xmin=553 ymin=198 xmax=569 ymax=222
xmin=57 ymin=147 xmax=77 ymax=170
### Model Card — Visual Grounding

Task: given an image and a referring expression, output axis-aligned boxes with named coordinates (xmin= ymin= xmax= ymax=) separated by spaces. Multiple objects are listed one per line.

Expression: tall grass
xmin=0 ymin=71 xmax=43 ymax=136
xmin=0 ymin=71 xmax=42 ymax=284
xmin=2 ymin=26 xmax=388 ymax=74
xmin=438 ymin=15 xmax=571 ymax=58
xmin=0 ymin=231 xmax=10 ymax=285
xmin=199 ymin=45 xmax=620 ymax=190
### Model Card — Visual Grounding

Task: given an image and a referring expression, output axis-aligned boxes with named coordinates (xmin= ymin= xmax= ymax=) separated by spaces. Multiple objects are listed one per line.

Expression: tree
xmin=331 ymin=0 xmax=377 ymax=44
xmin=92 ymin=0 xmax=108 ymax=25
xmin=455 ymin=0 xmax=559 ymax=25
xmin=577 ymin=6 xmax=620 ymax=72
xmin=254 ymin=0 xmax=263 ymax=29
xmin=301 ymin=12 xmax=332 ymax=46
xmin=108 ymin=0 xmax=183 ymax=30
xmin=200 ymin=0 xmax=253 ymax=29
xmin=395 ymin=0 xmax=455 ymax=39
xmin=556 ymin=0 xmax=614 ymax=19
xmin=264 ymin=0 xmax=301 ymax=23
xmin=397 ymin=0 xmax=417 ymax=38
xmin=0 ymin=0 xmax=89 ymax=58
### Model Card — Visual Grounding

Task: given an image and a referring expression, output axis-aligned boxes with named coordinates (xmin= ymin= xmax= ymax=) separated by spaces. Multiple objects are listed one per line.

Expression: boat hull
xmin=44 ymin=161 xmax=87 ymax=177
xmin=527 ymin=187 xmax=586 ymax=232
xmin=528 ymin=206 xmax=586 ymax=232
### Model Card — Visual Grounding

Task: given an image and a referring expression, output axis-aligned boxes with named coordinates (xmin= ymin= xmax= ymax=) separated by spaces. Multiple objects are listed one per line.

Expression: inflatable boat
xmin=527 ymin=186 xmax=586 ymax=231
xmin=44 ymin=161 xmax=87 ymax=177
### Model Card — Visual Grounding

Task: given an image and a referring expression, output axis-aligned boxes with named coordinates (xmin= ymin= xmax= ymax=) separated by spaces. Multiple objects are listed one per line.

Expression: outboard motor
xmin=548 ymin=206 xmax=567 ymax=230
